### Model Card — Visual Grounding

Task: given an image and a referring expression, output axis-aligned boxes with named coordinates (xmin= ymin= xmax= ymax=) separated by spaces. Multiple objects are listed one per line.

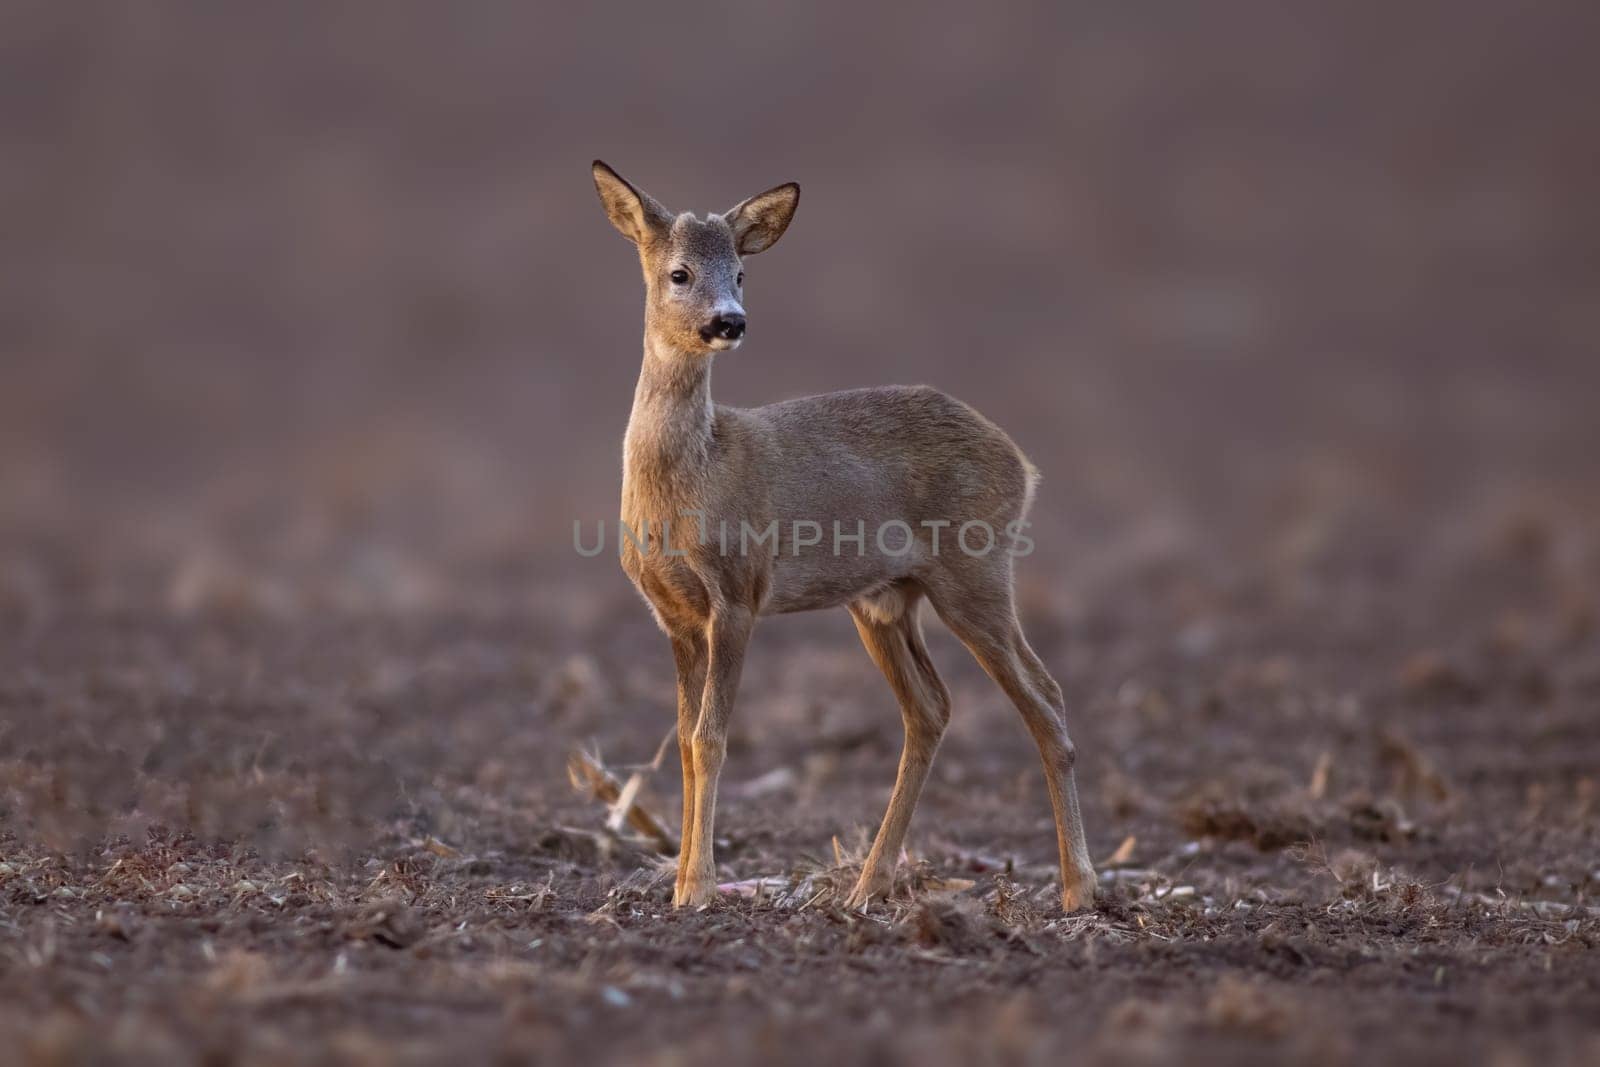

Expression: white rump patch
xmin=854 ymin=585 xmax=909 ymax=625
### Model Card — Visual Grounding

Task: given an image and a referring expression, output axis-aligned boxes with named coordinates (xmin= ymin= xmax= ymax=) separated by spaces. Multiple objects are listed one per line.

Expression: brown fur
xmin=591 ymin=161 xmax=1096 ymax=911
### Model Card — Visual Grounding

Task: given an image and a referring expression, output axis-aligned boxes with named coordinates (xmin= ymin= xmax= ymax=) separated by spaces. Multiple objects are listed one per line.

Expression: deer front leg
xmin=669 ymin=632 xmax=707 ymax=905
xmin=676 ymin=606 xmax=753 ymax=908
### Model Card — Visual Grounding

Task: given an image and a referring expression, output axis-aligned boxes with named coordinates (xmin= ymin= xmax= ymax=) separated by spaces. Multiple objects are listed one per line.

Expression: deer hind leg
xmin=668 ymin=631 xmax=707 ymax=904
xmin=845 ymin=584 xmax=952 ymax=908
xmin=928 ymin=575 xmax=1097 ymax=912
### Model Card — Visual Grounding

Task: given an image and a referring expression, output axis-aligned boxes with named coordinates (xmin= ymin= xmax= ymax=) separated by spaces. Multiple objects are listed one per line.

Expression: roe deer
xmin=590 ymin=161 xmax=1096 ymax=912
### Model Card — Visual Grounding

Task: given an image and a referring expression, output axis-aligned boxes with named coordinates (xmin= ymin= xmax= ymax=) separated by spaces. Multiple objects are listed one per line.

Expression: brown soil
xmin=3 ymin=527 xmax=1598 ymax=1065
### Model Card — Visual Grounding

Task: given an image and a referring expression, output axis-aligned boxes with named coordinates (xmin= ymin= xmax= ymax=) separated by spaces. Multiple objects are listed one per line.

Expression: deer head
xmin=592 ymin=161 xmax=800 ymax=354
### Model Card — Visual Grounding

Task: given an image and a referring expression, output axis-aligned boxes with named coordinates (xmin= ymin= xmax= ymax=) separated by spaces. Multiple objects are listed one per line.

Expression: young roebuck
xmin=591 ymin=161 xmax=1096 ymax=912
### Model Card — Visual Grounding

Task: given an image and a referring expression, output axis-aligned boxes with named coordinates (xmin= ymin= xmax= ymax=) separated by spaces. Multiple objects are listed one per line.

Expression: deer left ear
xmin=723 ymin=182 xmax=800 ymax=255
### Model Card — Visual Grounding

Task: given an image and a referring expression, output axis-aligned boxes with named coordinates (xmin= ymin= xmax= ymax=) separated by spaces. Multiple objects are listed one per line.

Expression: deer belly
xmin=761 ymin=550 xmax=913 ymax=616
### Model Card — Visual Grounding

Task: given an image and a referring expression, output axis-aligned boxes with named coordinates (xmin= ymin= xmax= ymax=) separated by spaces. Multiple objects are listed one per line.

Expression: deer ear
xmin=592 ymin=161 xmax=671 ymax=244
xmin=723 ymin=182 xmax=800 ymax=255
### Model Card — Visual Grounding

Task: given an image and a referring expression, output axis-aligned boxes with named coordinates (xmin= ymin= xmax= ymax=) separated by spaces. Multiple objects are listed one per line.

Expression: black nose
xmin=708 ymin=313 xmax=745 ymax=341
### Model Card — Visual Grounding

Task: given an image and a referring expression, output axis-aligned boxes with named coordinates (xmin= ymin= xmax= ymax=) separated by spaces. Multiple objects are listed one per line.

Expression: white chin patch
xmin=706 ymin=337 xmax=742 ymax=352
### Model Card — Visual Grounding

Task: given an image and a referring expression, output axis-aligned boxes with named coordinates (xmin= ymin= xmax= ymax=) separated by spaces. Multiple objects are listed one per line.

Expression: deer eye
xmin=669 ymin=269 xmax=690 ymax=285
xmin=736 ymin=271 xmax=744 ymax=286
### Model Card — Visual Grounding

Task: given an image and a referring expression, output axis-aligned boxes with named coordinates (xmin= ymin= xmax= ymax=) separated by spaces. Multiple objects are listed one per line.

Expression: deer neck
xmin=623 ymin=335 xmax=715 ymax=500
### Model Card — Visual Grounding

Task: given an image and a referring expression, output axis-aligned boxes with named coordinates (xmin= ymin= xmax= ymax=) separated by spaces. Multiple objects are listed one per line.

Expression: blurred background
xmin=1 ymin=1 xmax=1598 ymax=851
xmin=4 ymin=0 xmax=1595 ymax=613
xmin=1 ymin=7 xmax=1598 ymax=1059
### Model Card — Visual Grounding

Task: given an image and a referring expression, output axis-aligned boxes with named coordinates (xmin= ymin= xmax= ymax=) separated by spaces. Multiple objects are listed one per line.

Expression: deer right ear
xmin=592 ymin=161 xmax=670 ymax=244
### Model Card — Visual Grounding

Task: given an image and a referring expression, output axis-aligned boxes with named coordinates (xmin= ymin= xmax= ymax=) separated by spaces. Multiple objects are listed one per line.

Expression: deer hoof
xmin=1061 ymin=871 xmax=1097 ymax=913
xmin=674 ymin=875 xmax=718 ymax=909
xmin=843 ymin=871 xmax=892 ymax=910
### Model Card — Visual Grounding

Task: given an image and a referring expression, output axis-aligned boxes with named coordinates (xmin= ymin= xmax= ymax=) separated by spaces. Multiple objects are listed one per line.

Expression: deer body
xmin=594 ymin=162 xmax=1096 ymax=912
